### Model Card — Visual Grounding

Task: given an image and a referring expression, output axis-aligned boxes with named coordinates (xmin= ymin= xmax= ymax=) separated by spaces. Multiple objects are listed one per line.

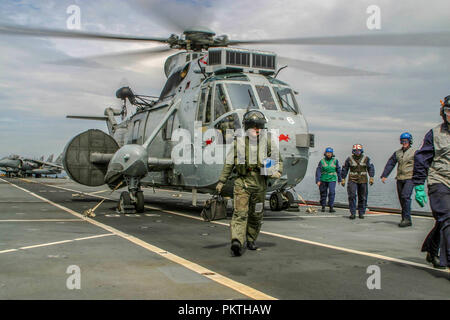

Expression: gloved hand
xmin=369 ymin=177 xmax=374 ymax=186
xmin=271 ymin=171 xmax=281 ymax=179
xmin=414 ymin=185 xmax=428 ymax=207
xmin=341 ymin=179 xmax=345 ymax=187
xmin=216 ymin=182 xmax=224 ymax=194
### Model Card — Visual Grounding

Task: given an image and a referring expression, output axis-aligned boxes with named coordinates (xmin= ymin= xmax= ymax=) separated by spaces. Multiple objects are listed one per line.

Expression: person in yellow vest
xmin=341 ymin=144 xmax=375 ymax=219
xmin=380 ymin=133 xmax=417 ymax=227
xmin=315 ymin=147 xmax=342 ymax=212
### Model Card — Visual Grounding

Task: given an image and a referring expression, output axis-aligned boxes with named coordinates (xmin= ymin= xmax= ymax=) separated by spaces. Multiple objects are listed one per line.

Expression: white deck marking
xmin=1 ymin=233 xmax=114 ymax=253
xmin=4 ymin=178 xmax=276 ymax=300
xmin=0 ymin=219 xmax=83 ymax=222
xmin=21 ymin=179 xmax=448 ymax=274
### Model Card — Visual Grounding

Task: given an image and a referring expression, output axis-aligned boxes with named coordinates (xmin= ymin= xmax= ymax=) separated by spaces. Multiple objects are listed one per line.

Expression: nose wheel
xmin=117 ymin=189 xmax=145 ymax=214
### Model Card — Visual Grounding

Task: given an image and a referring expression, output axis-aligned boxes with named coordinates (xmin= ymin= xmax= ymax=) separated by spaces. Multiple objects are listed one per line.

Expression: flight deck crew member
xmin=412 ymin=96 xmax=450 ymax=269
xmin=315 ymin=147 xmax=341 ymax=212
xmin=216 ymin=110 xmax=283 ymax=257
xmin=341 ymin=144 xmax=375 ymax=219
xmin=380 ymin=133 xmax=417 ymax=228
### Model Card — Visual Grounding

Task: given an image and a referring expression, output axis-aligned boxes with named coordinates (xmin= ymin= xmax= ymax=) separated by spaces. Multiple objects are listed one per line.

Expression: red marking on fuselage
xmin=279 ymin=134 xmax=290 ymax=142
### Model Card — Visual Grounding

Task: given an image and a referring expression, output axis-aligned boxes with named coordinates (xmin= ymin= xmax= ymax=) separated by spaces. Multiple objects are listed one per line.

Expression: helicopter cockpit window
xmin=214 ymin=113 xmax=241 ymax=144
xmin=274 ymin=86 xmax=300 ymax=114
xmin=255 ymin=85 xmax=277 ymax=111
xmin=225 ymin=83 xmax=257 ymax=110
xmin=214 ymin=84 xmax=230 ymax=120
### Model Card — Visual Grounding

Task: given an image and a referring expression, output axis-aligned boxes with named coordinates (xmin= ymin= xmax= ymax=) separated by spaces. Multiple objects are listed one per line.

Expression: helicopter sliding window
xmin=162 ymin=112 xmax=176 ymax=141
xmin=225 ymin=83 xmax=258 ymax=110
xmin=196 ymin=88 xmax=207 ymax=122
xmin=205 ymin=89 xmax=213 ymax=124
xmin=132 ymin=120 xmax=141 ymax=144
xmin=214 ymin=84 xmax=230 ymax=121
xmin=274 ymin=86 xmax=300 ymax=114
xmin=255 ymin=85 xmax=277 ymax=111
xmin=196 ymin=87 xmax=213 ymax=126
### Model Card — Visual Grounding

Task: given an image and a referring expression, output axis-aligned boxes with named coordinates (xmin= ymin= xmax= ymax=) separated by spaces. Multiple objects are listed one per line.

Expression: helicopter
xmin=1 ymin=22 xmax=449 ymax=214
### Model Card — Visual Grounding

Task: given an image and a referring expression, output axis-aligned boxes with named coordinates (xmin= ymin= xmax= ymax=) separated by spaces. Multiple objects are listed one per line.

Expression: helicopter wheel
xmin=283 ymin=191 xmax=295 ymax=205
xmin=118 ymin=191 xmax=132 ymax=214
xmin=135 ymin=191 xmax=145 ymax=213
xmin=269 ymin=192 xmax=283 ymax=211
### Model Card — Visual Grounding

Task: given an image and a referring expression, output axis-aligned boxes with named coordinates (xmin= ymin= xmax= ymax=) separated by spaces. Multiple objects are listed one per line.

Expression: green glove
xmin=414 ymin=185 xmax=428 ymax=207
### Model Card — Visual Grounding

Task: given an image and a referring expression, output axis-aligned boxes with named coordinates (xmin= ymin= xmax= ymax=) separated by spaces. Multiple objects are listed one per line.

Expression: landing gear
xmin=269 ymin=192 xmax=284 ymax=211
xmin=117 ymin=176 xmax=145 ymax=214
xmin=135 ymin=191 xmax=144 ymax=213
xmin=269 ymin=190 xmax=295 ymax=211
xmin=118 ymin=191 xmax=133 ymax=213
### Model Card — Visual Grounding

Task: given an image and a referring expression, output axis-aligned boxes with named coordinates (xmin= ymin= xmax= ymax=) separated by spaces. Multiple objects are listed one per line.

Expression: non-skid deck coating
xmin=0 ymin=177 xmax=448 ymax=300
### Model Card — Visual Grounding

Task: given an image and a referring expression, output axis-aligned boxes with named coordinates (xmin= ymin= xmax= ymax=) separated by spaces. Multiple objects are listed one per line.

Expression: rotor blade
xmin=0 ymin=24 xmax=169 ymax=43
xmin=133 ymin=0 xmax=216 ymax=34
xmin=52 ymin=46 xmax=174 ymax=68
xmin=230 ymin=32 xmax=450 ymax=47
xmin=277 ymin=56 xmax=384 ymax=76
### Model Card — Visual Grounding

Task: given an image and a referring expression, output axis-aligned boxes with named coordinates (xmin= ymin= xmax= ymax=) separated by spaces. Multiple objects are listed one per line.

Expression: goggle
xmin=400 ymin=139 xmax=410 ymax=144
xmin=444 ymin=106 xmax=450 ymax=116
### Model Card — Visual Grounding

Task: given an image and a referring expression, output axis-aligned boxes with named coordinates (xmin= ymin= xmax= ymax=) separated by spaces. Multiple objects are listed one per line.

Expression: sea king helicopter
xmin=1 ymin=22 xmax=449 ymax=214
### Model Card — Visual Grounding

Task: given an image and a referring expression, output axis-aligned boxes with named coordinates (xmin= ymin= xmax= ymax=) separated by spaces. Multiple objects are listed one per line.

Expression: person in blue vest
xmin=341 ymin=144 xmax=375 ymax=219
xmin=412 ymin=96 xmax=450 ymax=269
xmin=380 ymin=133 xmax=417 ymax=228
xmin=315 ymin=147 xmax=341 ymax=212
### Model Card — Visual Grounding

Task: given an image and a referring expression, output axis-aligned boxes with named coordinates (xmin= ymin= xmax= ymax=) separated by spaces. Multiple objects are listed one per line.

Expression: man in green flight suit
xmin=216 ymin=110 xmax=283 ymax=256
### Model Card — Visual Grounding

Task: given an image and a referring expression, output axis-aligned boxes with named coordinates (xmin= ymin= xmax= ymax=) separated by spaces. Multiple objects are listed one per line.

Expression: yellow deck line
xmin=4 ymin=178 xmax=276 ymax=300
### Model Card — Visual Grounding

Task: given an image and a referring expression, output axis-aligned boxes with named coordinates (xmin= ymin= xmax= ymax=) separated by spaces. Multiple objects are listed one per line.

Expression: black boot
xmin=359 ymin=214 xmax=365 ymax=219
xmin=398 ymin=219 xmax=412 ymax=228
xmin=329 ymin=207 xmax=336 ymax=213
xmin=321 ymin=206 xmax=326 ymax=212
xmin=231 ymin=240 xmax=242 ymax=257
xmin=349 ymin=214 xmax=356 ymax=220
xmin=426 ymin=252 xmax=446 ymax=269
xmin=247 ymin=241 xmax=258 ymax=250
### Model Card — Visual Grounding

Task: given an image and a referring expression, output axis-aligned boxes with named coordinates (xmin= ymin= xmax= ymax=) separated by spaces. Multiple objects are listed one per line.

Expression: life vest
xmin=348 ymin=155 xmax=368 ymax=183
xmin=320 ymin=157 xmax=337 ymax=182
xmin=234 ymin=135 xmax=275 ymax=176
xmin=395 ymin=147 xmax=417 ymax=180
xmin=429 ymin=124 xmax=450 ymax=188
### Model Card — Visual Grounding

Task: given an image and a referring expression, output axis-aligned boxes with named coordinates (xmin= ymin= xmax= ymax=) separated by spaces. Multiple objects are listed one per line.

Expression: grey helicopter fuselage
xmin=105 ymin=48 xmax=313 ymax=196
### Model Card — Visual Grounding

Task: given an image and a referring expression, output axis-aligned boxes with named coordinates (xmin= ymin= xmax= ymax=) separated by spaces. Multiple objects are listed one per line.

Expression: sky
xmin=0 ymin=0 xmax=449 ymax=180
